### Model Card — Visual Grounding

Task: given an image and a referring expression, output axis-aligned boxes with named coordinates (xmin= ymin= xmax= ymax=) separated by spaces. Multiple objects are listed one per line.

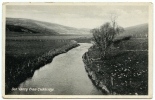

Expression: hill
xmin=116 ymin=23 xmax=148 ymax=39
xmin=6 ymin=18 xmax=90 ymax=36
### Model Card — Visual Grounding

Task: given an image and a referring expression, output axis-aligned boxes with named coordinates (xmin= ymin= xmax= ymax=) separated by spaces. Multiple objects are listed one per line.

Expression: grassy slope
xmin=6 ymin=18 xmax=90 ymax=36
xmin=116 ymin=23 xmax=148 ymax=39
xmin=87 ymin=23 xmax=148 ymax=95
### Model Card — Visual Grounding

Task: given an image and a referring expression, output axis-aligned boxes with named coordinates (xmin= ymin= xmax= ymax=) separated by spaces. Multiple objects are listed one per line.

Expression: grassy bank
xmin=5 ymin=38 xmax=79 ymax=94
xmin=83 ymin=31 xmax=148 ymax=95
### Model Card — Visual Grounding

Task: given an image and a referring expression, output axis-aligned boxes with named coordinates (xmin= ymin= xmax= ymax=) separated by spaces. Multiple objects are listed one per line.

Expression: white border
xmin=1 ymin=1 xmax=154 ymax=100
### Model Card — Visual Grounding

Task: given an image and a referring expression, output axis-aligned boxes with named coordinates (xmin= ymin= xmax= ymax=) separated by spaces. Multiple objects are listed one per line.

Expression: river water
xmin=12 ymin=43 xmax=103 ymax=95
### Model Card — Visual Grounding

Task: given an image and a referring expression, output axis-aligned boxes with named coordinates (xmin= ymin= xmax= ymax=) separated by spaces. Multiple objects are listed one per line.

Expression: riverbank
xmin=82 ymin=52 xmax=111 ymax=94
xmin=82 ymin=37 xmax=148 ymax=95
xmin=5 ymin=40 xmax=79 ymax=94
xmin=11 ymin=43 xmax=103 ymax=95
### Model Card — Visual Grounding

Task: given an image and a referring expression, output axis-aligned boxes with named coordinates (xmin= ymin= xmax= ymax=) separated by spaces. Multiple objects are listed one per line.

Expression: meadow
xmin=5 ymin=35 xmax=91 ymax=94
xmin=84 ymin=24 xmax=148 ymax=95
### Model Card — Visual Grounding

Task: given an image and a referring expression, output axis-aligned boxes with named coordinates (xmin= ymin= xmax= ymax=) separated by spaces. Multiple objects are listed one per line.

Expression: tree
xmin=91 ymin=18 xmax=124 ymax=60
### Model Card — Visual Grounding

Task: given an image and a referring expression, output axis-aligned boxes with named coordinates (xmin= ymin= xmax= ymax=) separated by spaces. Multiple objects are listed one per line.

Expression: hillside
xmin=116 ymin=23 xmax=148 ymax=39
xmin=6 ymin=18 xmax=90 ymax=36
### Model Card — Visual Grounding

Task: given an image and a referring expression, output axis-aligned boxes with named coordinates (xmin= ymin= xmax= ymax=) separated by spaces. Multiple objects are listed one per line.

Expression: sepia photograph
xmin=2 ymin=2 xmax=153 ymax=98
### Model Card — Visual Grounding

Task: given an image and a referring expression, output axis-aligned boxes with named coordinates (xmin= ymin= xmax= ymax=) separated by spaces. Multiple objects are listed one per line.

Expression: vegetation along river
xmin=11 ymin=43 xmax=103 ymax=95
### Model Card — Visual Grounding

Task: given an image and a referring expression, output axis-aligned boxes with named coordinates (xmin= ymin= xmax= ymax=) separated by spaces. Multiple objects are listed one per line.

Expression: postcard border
xmin=2 ymin=2 xmax=153 ymax=99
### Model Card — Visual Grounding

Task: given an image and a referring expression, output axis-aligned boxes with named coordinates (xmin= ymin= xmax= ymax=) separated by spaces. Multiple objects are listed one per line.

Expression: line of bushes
xmin=5 ymin=40 xmax=79 ymax=94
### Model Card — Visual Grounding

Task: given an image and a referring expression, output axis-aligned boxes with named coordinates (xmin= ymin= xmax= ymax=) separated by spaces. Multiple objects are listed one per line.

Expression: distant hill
xmin=116 ymin=23 xmax=148 ymax=39
xmin=6 ymin=18 xmax=148 ymax=38
xmin=6 ymin=18 xmax=90 ymax=36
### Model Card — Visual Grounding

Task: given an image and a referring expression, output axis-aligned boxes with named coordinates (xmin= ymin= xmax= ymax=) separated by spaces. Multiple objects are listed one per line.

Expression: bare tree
xmin=91 ymin=16 xmax=124 ymax=59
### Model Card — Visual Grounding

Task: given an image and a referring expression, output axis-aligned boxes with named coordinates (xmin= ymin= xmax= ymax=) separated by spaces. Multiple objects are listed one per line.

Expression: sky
xmin=6 ymin=3 xmax=149 ymax=29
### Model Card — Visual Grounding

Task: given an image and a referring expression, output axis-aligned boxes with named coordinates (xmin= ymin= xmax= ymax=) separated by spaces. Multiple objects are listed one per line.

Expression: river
xmin=11 ymin=43 xmax=103 ymax=95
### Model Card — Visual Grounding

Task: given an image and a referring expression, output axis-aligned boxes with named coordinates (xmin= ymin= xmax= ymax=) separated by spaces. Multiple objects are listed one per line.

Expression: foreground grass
xmin=5 ymin=37 xmax=79 ymax=94
xmin=83 ymin=35 xmax=148 ymax=95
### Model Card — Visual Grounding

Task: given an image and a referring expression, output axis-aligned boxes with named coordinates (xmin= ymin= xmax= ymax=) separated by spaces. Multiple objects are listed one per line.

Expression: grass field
xmin=6 ymin=39 xmax=71 ymax=72
xmin=5 ymin=35 xmax=88 ymax=94
xmin=85 ymin=24 xmax=148 ymax=95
